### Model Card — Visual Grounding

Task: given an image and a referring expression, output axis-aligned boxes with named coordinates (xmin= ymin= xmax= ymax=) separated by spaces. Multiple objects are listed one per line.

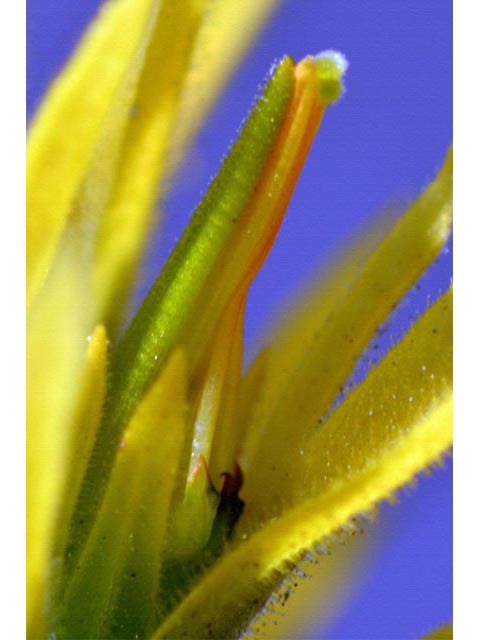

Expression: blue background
xmin=27 ymin=1 xmax=452 ymax=638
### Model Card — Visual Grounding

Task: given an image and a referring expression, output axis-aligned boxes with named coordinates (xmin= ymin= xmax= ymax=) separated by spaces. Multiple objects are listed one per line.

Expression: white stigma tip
xmin=313 ymin=50 xmax=349 ymax=75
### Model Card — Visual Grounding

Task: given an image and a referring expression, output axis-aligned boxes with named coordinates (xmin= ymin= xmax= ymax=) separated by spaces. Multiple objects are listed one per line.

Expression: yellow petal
xmin=28 ymin=0 xmax=278 ymax=323
xmin=61 ymin=348 xmax=188 ymax=639
xmin=93 ymin=0 xmax=208 ymax=330
xmin=95 ymin=0 xmax=281 ymax=331
xmin=54 ymin=325 xmax=108 ymax=560
xmin=152 ymin=291 xmax=452 ymax=640
xmin=27 ymin=0 xmax=160 ymax=306
xmin=240 ymin=217 xmax=390 ymax=466
xmin=242 ymin=286 xmax=452 ymax=530
xmin=237 ymin=348 xmax=271 ymax=467
xmin=423 ymin=623 xmax=453 ymax=639
xmin=68 ymin=325 xmax=108 ymax=509
xmin=242 ymin=148 xmax=452 ymax=511
xmin=257 ymin=533 xmax=368 ymax=640
xmin=167 ymin=0 xmax=279 ymax=175
xmin=27 ymin=243 xmax=90 ymax=637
